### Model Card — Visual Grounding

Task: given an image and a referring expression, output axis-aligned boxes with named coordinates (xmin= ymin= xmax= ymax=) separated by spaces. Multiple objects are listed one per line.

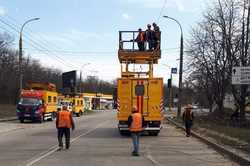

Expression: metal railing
xmin=119 ymin=31 xmax=161 ymax=51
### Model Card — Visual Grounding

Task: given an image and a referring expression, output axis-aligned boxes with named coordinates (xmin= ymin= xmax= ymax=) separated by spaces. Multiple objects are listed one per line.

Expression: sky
xmin=0 ymin=0 xmax=209 ymax=84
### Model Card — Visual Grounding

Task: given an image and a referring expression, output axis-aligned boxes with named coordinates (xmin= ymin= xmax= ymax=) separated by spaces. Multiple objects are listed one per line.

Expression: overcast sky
xmin=0 ymin=0 xmax=210 ymax=84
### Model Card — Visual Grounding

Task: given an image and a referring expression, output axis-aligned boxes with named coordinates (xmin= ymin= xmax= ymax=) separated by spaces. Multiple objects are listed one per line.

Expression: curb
xmin=166 ymin=117 xmax=250 ymax=166
xmin=0 ymin=117 xmax=17 ymax=122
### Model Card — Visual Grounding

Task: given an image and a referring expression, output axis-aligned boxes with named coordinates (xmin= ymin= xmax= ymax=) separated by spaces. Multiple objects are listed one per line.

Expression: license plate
xmin=24 ymin=114 xmax=30 ymax=117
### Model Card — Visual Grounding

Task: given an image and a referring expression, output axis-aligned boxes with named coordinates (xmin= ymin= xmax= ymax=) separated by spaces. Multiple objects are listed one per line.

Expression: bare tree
xmin=187 ymin=0 xmax=242 ymax=115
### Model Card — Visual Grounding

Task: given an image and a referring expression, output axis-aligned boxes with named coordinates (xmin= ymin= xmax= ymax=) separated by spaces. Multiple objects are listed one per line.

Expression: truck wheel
xmin=20 ymin=119 xmax=24 ymax=123
xmin=119 ymin=130 xmax=130 ymax=136
xmin=149 ymin=131 xmax=159 ymax=136
xmin=38 ymin=115 xmax=43 ymax=123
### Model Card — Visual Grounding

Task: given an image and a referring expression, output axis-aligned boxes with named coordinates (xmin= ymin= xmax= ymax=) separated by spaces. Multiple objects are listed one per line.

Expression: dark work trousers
xmin=185 ymin=121 xmax=193 ymax=136
xmin=137 ymin=42 xmax=145 ymax=51
xmin=147 ymin=40 xmax=154 ymax=50
xmin=57 ymin=127 xmax=71 ymax=149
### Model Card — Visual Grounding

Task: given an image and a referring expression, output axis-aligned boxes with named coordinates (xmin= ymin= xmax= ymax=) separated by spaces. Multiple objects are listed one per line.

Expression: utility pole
xmin=79 ymin=63 xmax=90 ymax=93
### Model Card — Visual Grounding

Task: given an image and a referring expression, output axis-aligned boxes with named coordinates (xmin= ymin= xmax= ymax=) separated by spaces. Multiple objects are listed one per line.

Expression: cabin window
xmin=48 ymin=96 xmax=52 ymax=103
xmin=135 ymin=85 xmax=144 ymax=96
xmin=53 ymin=97 xmax=57 ymax=103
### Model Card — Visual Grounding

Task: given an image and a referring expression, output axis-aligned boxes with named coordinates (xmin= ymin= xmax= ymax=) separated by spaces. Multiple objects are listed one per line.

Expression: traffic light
xmin=167 ymin=79 xmax=172 ymax=88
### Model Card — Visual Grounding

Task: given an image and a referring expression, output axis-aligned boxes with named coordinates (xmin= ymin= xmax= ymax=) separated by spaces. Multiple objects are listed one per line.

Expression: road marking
xmin=145 ymin=145 xmax=163 ymax=166
xmin=22 ymin=120 xmax=110 ymax=166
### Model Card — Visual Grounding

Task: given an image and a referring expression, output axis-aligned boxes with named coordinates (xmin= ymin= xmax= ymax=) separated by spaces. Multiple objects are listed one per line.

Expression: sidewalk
xmin=166 ymin=115 xmax=250 ymax=165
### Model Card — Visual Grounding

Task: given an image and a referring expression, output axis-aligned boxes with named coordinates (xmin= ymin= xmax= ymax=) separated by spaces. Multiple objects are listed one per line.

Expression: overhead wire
xmin=156 ymin=0 xmax=168 ymax=24
xmin=0 ymin=17 xmax=77 ymax=68
xmin=2 ymin=15 xmax=79 ymax=68
xmin=5 ymin=15 xmax=117 ymax=60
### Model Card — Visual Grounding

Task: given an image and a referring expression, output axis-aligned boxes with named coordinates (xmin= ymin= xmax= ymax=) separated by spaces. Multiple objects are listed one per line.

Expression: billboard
xmin=62 ymin=70 xmax=77 ymax=90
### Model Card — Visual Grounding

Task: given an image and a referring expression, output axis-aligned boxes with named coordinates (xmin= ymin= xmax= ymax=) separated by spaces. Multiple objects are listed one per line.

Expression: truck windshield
xmin=19 ymin=98 xmax=41 ymax=105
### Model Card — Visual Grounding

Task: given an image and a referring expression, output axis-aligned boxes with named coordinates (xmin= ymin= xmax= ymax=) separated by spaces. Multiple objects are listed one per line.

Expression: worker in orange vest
xmin=128 ymin=106 xmax=144 ymax=156
xmin=183 ymin=104 xmax=194 ymax=137
xmin=135 ymin=28 xmax=145 ymax=51
xmin=56 ymin=105 xmax=75 ymax=150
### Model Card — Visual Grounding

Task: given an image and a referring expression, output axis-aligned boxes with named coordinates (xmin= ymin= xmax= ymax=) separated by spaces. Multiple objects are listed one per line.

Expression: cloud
xmin=0 ymin=6 xmax=7 ymax=16
xmin=122 ymin=13 xmax=132 ymax=20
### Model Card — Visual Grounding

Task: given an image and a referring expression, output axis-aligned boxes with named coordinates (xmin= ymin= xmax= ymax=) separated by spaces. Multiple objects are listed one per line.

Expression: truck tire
xmin=48 ymin=113 xmax=55 ymax=121
xmin=76 ymin=113 xmax=80 ymax=117
xmin=148 ymin=131 xmax=159 ymax=136
xmin=20 ymin=118 xmax=24 ymax=123
xmin=38 ymin=115 xmax=44 ymax=123
xmin=119 ymin=129 xmax=130 ymax=136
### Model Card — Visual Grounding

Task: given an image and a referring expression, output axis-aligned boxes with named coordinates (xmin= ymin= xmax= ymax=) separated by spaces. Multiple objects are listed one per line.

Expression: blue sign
xmin=171 ymin=68 xmax=177 ymax=74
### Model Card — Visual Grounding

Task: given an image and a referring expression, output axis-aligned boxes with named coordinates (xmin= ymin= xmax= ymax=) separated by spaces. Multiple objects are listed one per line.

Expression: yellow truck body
xmin=117 ymin=78 xmax=163 ymax=135
xmin=72 ymin=97 xmax=84 ymax=116
xmin=117 ymin=30 xmax=163 ymax=136
xmin=43 ymin=91 xmax=58 ymax=115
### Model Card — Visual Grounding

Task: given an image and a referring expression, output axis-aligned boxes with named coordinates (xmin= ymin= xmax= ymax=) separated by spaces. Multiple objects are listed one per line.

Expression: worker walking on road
xmin=56 ymin=105 xmax=75 ymax=150
xmin=182 ymin=104 xmax=194 ymax=137
xmin=128 ymin=106 xmax=144 ymax=156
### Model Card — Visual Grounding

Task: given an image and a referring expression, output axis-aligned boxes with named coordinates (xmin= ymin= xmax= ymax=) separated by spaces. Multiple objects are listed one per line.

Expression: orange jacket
xmin=129 ymin=113 xmax=143 ymax=132
xmin=56 ymin=110 xmax=75 ymax=129
xmin=136 ymin=32 xmax=145 ymax=42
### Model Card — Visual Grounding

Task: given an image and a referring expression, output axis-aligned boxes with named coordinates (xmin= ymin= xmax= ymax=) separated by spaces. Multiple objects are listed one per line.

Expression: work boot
xmin=57 ymin=146 xmax=63 ymax=151
xmin=132 ymin=151 xmax=139 ymax=156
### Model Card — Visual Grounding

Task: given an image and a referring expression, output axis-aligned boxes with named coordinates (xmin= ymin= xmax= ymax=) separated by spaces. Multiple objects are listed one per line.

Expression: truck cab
xmin=16 ymin=82 xmax=58 ymax=123
xmin=16 ymin=90 xmax=45 ymax=123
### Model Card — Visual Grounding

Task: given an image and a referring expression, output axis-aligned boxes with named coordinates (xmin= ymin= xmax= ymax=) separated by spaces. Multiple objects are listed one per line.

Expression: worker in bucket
xmin=182 ymin=104 xmax=194 ymax=137
xmin=56 ymin=105 xmax=75 ymax=150
xmin=128 ymin=106 xmax=144 ymax=156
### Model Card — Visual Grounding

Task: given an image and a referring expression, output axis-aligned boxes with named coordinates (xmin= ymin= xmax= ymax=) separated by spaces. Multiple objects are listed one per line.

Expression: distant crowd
xmin=134 ymin=22 xmax=161 ymax=51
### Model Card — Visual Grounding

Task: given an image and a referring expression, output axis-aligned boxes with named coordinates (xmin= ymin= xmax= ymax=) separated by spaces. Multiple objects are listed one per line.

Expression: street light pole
xmin=79 ymin=63 xmax=90 ymax=93
xmin=19 ymin=18 xmax=40 ymax=96
xmin=163 ymin=15 xmax=183 ymax=119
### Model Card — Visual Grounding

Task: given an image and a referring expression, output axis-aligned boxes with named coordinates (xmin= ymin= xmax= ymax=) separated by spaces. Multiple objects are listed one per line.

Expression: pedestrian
xmin=128 ymin=106 xmax=144 ymax=156
xmin=145 ymin=24 xmax=154 ymax=51
xmin=135 ymin=28 xmax=145 ymax=51
xmin=56 ymin=105 xmax=75 ymax=150
xmin=152 ymin=22 xmax=161 ymax=50
xmin=182 ymin=104 xmax=194 ymax=137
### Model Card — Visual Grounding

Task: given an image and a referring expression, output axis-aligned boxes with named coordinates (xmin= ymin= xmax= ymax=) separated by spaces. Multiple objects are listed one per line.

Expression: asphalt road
xmin=0 ymin=110 xmax=238 ymax=166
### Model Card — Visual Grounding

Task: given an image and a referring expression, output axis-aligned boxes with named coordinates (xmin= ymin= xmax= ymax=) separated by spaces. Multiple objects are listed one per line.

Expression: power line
xmin=0 ymin=17 xmax=78 ymax=68
xmin=0 ymin=22 xmax=72 ymax=68
xmin=156 ymin=0 xmax=168 ymax=24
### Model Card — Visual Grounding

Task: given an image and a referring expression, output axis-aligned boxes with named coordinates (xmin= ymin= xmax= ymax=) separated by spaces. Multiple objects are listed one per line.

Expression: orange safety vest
xmin=129 ymin=113 xmax=143 ymax=132
xmin=136 ymin=32 xmax=145 ymax=42
xmin=58 ymin=111 xmax=72 ymax=128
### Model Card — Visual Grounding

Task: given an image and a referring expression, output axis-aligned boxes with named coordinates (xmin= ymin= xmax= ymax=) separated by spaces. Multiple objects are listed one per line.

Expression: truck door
xmin=132 ymin=79 xmax=148 ymax=115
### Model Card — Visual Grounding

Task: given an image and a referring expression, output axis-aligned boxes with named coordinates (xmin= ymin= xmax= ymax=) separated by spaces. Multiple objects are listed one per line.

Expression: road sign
xmin=232 ymin=67 xmax=250 ymax=84
xmin=171 ymin=68 xmax=177 ymax=74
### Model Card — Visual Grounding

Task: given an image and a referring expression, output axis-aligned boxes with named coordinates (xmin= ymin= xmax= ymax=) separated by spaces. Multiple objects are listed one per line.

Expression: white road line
xmin=145 ymin=145 xmax=163 ymax=166
xmin=22 ymin=120 xmax=110 ymax=166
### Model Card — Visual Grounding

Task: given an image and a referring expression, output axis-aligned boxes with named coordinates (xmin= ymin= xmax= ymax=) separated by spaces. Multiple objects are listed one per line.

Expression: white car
xmin=57 ymin=101 xmax=73 ymax=112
